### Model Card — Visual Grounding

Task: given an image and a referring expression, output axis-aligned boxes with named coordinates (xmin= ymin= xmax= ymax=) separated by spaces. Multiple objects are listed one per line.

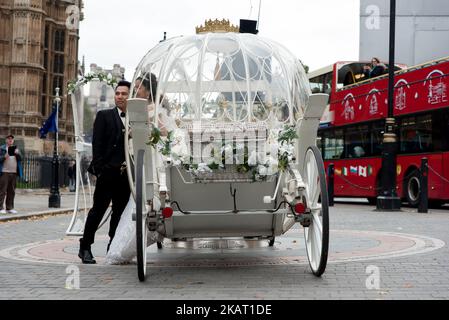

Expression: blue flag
xmin=39 ymin=108 xmax=58 ymax=139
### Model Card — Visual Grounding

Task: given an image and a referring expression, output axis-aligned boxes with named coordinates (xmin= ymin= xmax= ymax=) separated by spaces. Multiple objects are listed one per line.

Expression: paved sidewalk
xmin=0 ymin=199 xmax=448 ymax=299
xmin=0 ymin=188 xmax=78 ymax=222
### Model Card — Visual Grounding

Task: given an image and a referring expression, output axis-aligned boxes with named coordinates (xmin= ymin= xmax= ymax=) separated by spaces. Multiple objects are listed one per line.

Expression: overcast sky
xmin=78 ymin=0 xmax=360 ymax=80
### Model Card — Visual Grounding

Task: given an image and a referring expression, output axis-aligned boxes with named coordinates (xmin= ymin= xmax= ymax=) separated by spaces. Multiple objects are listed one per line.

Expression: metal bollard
xmin=328 ymin=163 xmax=335 ymax=207
xmin=418 ymin=158 xmax=428 ymax=213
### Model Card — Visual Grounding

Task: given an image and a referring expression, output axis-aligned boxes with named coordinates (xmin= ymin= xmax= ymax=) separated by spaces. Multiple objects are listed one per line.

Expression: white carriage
xmin=127 ymin=28 xmax=330 ymax=281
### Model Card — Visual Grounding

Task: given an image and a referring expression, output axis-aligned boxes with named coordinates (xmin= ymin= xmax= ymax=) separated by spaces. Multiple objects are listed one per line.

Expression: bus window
xmin=344 ymin=125 xmax=370 ymax=158
xmin=370 ymin=121 xmax=384 ymax=156
xmin=445 ymin=111 xmax=449 ymax=151
xmin=343 ymin=71 xmax=355 ymax=86
xmin=337 ymin=63 xmax=370 ymax=89
xmin=317 ymin=135 xmax=323 ymax=154
xmin=432 ymin=110 xmax=448 ymax=151
xmin=324 ymin=76 xmax=332 ymax=94
xmin=323 ymin=129 xmax=344 ymax=160
xmin=309 ymin=72 xmax=332 ymax=94
xmin=400 ymin=114 xmax=433 ymax=153
xmin=337 ymin=62 xmax=404 ymax=90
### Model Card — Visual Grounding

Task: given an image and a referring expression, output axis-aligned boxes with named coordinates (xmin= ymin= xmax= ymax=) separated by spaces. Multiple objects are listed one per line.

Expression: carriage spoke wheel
xmin=136 ymin=149 xmax=148 ymax=282
xmin=303 ymin=146 xmax=329 ymax=277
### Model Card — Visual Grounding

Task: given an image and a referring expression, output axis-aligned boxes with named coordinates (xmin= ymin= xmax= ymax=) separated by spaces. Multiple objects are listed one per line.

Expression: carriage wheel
xmin=136 ymin=149 xmax=148 ymax=282
xmin=303 ymin=146 xmax=329 ymax=277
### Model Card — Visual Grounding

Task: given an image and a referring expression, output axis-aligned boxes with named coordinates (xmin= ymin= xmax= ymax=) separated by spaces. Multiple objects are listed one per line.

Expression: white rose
xmin=269 ymin=142 xmax=279 ymax=157
xmin=267 ymin=161 xmax=279 ymax=175
xmin=248 ymin=151 xmax=258 ymax=166
xmin=197 ymin=163 xmax=212 ymax=173
xmin=258 ymin=165 xmax=267 ymax=176
xmin=172 ymin=143 xmax=188 ymax=157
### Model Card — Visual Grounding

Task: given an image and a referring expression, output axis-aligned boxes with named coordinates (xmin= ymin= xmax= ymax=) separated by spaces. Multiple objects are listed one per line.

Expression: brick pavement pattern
xmin=0 ymin=194 xmax=448 ymax=300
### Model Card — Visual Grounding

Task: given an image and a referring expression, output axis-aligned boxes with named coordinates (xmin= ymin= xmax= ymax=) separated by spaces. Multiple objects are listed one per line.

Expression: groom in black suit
xmin=79 ymin=80 xmax=131 ymax=264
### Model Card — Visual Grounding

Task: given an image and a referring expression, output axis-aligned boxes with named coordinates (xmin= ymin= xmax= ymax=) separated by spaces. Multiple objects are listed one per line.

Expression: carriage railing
xmin=174 ymin=120 xmax=275 ymax=183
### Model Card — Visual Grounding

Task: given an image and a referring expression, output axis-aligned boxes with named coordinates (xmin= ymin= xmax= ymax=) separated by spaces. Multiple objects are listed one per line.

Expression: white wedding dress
xmin=105 ymin=197 xmax=164 ymax=265
xmin=105 ymin=103 xmax=176 ymax=265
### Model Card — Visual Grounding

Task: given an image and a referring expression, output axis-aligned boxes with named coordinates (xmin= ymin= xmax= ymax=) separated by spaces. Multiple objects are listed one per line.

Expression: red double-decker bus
xmin=309 ymin=57 xmax=449 ymax=206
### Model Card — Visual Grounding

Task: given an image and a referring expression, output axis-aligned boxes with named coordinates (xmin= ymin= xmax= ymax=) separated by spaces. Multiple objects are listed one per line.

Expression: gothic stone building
xmin=0 ymin=0 xmax=82 ymax=155
xmin=87 ymin=63 xmax=125 ymax=110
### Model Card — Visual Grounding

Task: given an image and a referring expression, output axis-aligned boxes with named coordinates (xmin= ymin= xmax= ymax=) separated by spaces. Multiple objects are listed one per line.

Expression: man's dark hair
xmin=116 ymin=80 xmax=131 ymax=90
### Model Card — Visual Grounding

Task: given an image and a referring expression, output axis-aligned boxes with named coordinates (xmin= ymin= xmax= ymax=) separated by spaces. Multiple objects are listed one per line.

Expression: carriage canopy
xmin=131 ymin=31 xmax=311 ymax=127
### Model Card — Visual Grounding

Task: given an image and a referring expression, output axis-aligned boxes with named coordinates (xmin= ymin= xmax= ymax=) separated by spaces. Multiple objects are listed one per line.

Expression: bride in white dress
xmin=105 ymin=196 xmax=164 ymax=264
xmin=104 ymin=196 xmax=138 ymax=264
xmin=105 ymin=74 xmax=176 ymax=265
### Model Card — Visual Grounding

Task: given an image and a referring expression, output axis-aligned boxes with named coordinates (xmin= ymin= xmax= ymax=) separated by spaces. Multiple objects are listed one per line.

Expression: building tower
xmin=0 ymin=0 xmax=83 ymax=155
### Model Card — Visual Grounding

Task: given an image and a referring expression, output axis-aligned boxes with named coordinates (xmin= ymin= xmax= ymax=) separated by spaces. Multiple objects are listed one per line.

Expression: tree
xmin=299 ymin=59 xmax=309 ymax=74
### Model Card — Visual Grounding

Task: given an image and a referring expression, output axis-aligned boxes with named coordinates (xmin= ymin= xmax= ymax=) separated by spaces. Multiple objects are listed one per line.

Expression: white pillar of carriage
xmin=66 ymin=81 xmax=113 ymax=236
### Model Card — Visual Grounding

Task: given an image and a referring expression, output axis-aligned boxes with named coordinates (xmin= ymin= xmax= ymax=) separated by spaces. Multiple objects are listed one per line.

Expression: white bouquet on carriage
xmin=147 ymin=124 xmax=299 ymax=182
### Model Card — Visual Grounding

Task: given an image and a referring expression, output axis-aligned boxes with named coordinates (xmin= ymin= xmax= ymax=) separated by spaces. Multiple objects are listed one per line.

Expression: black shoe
xmin=107 ymin=242 xmax=111 ymax=253
xmin=78 ymin=248 xmax=96 ymax=264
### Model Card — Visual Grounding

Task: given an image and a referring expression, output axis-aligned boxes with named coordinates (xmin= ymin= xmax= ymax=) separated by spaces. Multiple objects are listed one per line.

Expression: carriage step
xmin=163 ymin=210 xmax=287 ymax=238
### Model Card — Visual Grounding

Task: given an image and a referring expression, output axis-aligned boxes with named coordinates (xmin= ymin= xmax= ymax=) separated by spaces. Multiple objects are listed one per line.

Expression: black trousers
xmin=0 ymin=172 xmax=17 ymax=210
xmin=81 ymin=167 xmax=130 ymax=247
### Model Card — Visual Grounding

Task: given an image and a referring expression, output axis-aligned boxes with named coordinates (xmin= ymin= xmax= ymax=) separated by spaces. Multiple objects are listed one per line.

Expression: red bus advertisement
xmin=308 ymin=57 xmax=449 ymax=206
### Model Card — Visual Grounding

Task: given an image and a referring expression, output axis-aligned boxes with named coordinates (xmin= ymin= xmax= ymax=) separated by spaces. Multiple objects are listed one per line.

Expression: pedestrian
xmin=363 ymin=57 xmax=386 ymax=79
xmin=0 ymin=134 xmax=23 ymax=214
xmin=67 ymin=160 xmax=76 ymax=192
xmin=78 ymin=80 xmax=131 ymax=264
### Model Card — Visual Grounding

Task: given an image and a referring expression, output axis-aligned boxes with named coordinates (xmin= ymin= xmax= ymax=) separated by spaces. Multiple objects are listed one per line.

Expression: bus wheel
xmin=405 ymin=170 xmax=421 ymax=207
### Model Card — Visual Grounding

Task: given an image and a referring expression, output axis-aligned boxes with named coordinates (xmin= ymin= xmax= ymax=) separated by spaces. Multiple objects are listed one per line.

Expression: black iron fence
xmin=17 ymin=155 xmax=91 ymax=189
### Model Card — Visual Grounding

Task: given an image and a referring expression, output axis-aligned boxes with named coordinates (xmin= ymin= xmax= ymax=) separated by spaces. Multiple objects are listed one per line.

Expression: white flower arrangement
xmin=68 ymin=72 xmax=118 ymax=94
xmin=147 ymin=125 xmax=298 ymax=182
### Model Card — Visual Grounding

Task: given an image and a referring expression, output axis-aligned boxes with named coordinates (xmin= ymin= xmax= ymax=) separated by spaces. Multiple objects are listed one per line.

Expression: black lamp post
xmin=376 ymin=0 xmax=401 ymax=211
xmin=49 ymin=88 xmax=61 ymax=208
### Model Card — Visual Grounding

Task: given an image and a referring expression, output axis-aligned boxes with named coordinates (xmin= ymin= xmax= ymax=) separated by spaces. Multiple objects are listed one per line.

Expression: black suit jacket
xmin=87 ymin=107 xmax=125 ymax=177
xmin=364 ymin=65 xmax=386 ymax=79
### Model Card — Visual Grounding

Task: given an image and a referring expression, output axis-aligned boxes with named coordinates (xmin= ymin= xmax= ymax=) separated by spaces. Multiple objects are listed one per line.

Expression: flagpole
xmin=49 ymin=87 xmax=61 ymax=208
